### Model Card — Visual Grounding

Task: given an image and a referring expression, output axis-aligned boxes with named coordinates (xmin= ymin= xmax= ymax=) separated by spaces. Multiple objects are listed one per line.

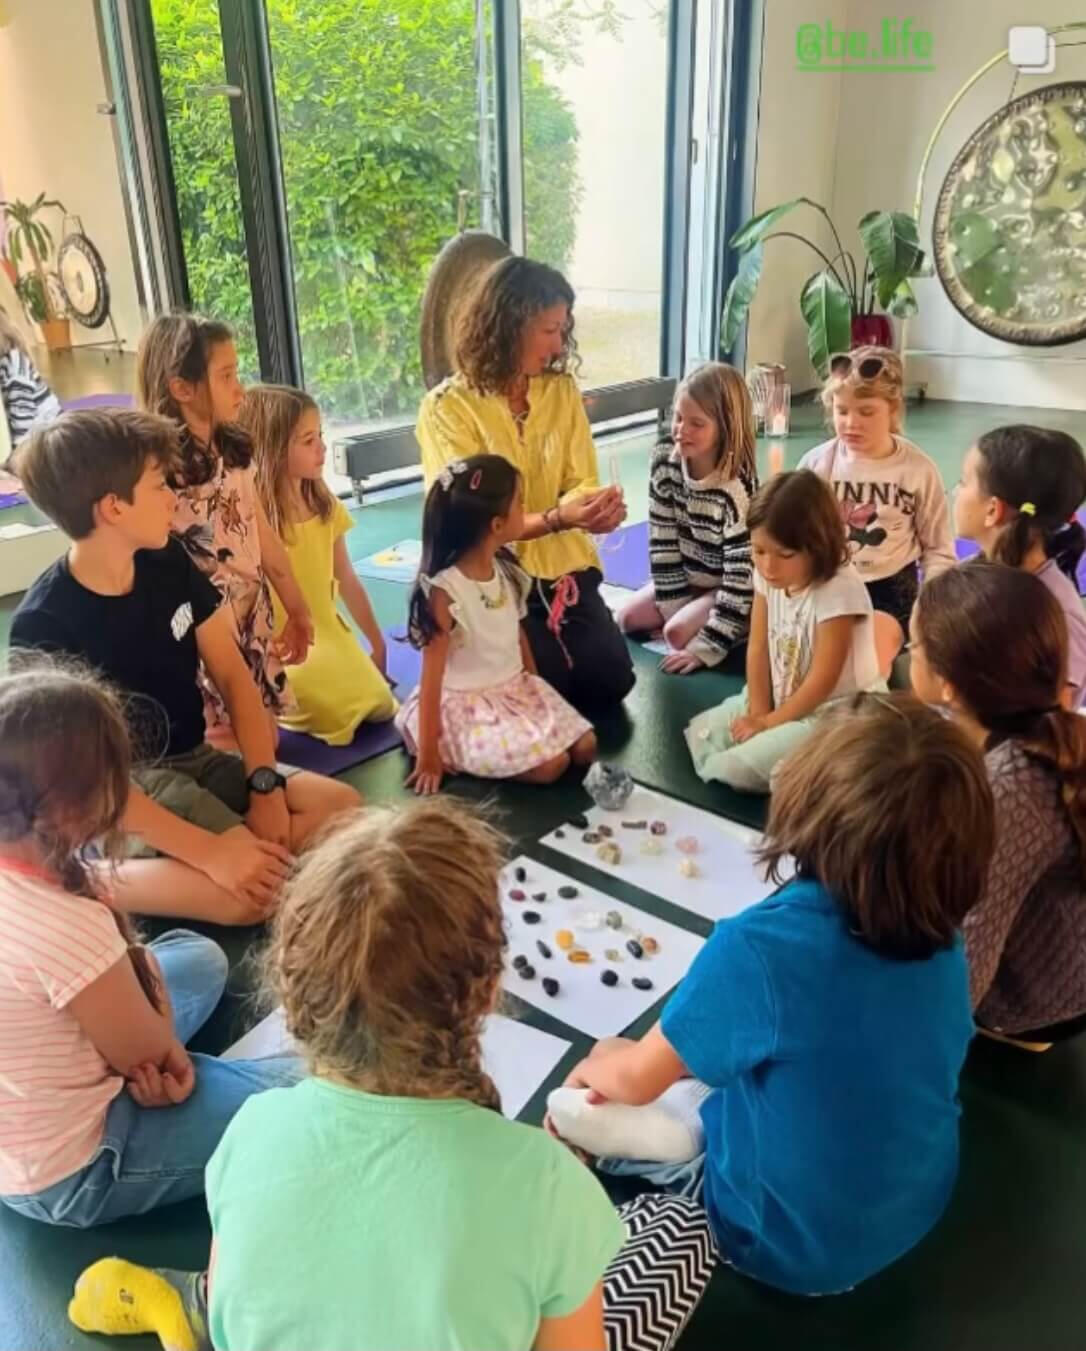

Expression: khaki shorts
xmin=127 ymin=743 xmax=296 ymax=857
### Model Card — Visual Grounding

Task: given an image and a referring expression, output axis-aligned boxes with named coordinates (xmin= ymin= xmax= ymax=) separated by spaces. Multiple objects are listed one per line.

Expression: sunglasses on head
xmin=829 ymin=353 xmax=891 ymax=381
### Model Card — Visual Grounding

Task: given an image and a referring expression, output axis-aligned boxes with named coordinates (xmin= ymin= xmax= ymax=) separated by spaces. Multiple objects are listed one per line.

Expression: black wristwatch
xmin=247 ymin=766 xmax=287 ymax=795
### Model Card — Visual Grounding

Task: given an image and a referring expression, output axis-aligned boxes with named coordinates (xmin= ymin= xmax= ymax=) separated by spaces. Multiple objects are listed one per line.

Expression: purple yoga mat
xmin=277 ymin=718 xmax=403 ymax=774
xmin=61 ymin=392 xmax=135 ymax=411
xmin=385 ymin=630 xmax=421 ymax=691
xmin=600 ymin=519 xmax=650 ymax=590
xmin=275 ymin=629 xmax=422 ymax=773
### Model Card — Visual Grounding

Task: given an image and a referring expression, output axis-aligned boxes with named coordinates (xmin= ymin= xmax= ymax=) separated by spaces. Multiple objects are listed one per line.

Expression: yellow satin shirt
xmin=416 ymin=372 xmax=601 ymax=580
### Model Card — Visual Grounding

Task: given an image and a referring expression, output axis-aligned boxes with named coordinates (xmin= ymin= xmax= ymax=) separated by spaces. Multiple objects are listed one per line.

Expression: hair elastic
xmin=1019 ymin=501 xmax=1037 ymax=516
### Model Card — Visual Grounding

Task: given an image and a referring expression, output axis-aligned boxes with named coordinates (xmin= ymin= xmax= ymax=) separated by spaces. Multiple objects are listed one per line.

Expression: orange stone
xmin=555 ymin=929 xmax=575 ymax=950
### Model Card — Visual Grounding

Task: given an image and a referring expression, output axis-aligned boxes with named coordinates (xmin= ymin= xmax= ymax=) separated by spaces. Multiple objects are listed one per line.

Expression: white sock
xmin=547 ymin=1078 xmax=710 ymax=1163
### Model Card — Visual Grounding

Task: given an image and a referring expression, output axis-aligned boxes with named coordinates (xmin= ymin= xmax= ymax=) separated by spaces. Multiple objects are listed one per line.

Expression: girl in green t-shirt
xmin=68 ymin=798 xmax=716 ymax=1351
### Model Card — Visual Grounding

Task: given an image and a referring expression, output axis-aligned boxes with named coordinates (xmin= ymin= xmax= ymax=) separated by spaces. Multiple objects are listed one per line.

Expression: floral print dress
xmin=172 ymin=457 xmax=290 ymax=729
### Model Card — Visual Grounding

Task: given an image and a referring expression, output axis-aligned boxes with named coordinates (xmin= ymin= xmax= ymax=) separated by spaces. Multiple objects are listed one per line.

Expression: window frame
xmin=109 ymin=0 xmax=760 ymax=481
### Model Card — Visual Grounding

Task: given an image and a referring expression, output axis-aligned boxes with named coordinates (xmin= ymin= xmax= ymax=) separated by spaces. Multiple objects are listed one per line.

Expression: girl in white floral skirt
xmin=398 ymin=454 xmax=597 ymax=794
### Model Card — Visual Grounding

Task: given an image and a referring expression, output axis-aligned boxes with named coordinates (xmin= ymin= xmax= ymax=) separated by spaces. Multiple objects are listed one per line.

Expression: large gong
xmin=932 ymin=81 xmax=1086 ymax=345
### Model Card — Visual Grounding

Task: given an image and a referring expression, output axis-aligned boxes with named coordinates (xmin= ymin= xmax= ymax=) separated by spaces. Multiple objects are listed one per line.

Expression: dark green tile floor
xmin=2 ymin=398 xmax=1086 ymax=1350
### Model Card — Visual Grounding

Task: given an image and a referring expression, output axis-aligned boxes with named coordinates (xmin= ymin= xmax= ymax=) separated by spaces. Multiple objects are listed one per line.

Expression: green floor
xmin=3 ymin=398 xmax=1086 ymax=1350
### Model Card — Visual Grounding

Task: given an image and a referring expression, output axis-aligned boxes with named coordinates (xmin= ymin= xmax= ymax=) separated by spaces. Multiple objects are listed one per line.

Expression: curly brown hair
xmin=759 ymin=691 xmax=994 ymax=959
xmin=264 ymin=798 xmax=509 ymax=1110
xmin=455 ymin=256 xmax=579 ymax=394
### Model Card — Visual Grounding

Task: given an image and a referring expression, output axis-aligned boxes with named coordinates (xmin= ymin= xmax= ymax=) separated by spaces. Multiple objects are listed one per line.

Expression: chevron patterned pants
xmin=603 ymin=1193 xmax=718 ymax=1351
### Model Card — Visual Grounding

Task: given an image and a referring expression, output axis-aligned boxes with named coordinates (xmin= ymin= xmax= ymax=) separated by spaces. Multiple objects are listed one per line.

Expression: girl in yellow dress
xmin=242 ymin=385 xmax=396 ymax=745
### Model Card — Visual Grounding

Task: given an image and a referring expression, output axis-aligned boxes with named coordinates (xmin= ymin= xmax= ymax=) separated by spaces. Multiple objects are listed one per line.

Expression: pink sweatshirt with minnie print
xmin=799 ymin=436 xmax=956 ymax=582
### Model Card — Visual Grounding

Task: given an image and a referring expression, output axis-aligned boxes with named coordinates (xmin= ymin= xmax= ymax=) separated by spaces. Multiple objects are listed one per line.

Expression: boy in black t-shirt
xmin=10 ymin=409 xmax=359 ymax=925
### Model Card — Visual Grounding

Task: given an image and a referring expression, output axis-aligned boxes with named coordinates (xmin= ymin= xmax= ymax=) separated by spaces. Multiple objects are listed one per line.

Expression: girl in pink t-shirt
xmin=953 ymin=424 xmax=1086 ymax=709
xmin=0 ymin=661 xmax=296 ymax=1228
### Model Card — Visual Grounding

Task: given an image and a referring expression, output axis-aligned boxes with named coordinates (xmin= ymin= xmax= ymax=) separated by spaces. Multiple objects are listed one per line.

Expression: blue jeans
xmin=1 ymin=929 xmax=300 ymax=1228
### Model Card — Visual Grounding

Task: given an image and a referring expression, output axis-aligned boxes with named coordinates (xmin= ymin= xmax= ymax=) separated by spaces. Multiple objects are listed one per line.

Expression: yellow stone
xmin=555 ymin=929 xmax=575 ymax=950
xmin=567 ymin=948 xmax=593 ymax=964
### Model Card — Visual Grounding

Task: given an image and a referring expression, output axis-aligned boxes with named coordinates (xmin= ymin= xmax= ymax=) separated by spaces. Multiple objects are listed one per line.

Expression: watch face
xmin=249 ymin=767 xmax=283 ymax=794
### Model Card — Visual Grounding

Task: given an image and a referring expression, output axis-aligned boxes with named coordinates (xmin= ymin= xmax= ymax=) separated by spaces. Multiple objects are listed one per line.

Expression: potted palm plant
xmin=1 ymin=193 xmax=69 ymax=351
xmin=721 ymin=197 xmax=930 ymax=377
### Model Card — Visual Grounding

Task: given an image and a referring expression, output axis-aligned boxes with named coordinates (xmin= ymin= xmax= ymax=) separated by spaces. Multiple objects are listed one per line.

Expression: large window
xmin=111 ymin=0 xmax=756 ymax=467
xmin=152 ymin=0 xmax=261 ymax=383
xmin=521 ymin=1 xmax=668 ymax=388
xmin=265 ymin=1 xmax=498 ymax=432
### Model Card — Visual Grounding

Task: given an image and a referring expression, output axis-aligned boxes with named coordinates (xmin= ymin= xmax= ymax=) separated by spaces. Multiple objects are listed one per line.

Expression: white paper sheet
xmin=500 ymin=855 xmax=704 ymax=1038
xmin=539 ymin=783 xmax=770 ymax=923
xmin=221 ymin=1009 xmax=570 ymax=1121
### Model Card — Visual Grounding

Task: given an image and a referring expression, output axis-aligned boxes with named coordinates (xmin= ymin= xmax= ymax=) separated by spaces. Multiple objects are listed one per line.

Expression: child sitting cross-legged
xmin=69 ymin=799 xmax=717 ymax=1351
xmin=11 ymin=410 xmax=358 ymax=926
xmin=0 ymin=661 xmax=297 ymax=1231
xmin=548 ymin=694 xmax=994 ymax=1296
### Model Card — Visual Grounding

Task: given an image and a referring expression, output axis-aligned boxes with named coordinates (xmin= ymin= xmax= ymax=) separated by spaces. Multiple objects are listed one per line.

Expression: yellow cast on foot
xmin=68 ymin=1258 xmax=197 ymax=1351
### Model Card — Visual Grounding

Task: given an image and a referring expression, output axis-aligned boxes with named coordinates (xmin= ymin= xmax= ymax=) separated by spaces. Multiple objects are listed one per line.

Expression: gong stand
xmin=55 ymin=213 xmax=124 ymax=362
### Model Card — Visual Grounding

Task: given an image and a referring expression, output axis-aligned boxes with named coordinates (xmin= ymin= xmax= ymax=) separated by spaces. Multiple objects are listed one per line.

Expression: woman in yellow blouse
xmin=416 ymin=257 xmax=634 ymax=712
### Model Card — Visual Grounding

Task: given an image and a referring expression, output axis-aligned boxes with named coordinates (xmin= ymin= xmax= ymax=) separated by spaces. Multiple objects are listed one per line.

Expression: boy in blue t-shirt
xmin=557 ymin=693 xmax=994 ymax=1295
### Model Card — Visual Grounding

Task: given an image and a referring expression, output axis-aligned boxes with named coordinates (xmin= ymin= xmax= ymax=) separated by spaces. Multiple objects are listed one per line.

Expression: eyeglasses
xmin=829 ymin=353 xmax=894 ymax=381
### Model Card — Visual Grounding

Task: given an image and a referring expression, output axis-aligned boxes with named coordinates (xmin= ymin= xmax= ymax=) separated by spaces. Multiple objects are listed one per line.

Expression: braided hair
xmin=264 ymin=798 xmax=509 ymax=1112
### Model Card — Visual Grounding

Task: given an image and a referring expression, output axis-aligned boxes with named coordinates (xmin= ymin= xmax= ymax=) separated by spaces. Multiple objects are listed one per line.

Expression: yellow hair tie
xmin=1020 ymin=501 xmax=1037 ymax=516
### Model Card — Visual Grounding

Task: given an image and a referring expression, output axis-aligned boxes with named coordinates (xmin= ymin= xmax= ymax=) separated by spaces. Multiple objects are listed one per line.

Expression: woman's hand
xmin=566 ymin=487 xmax=626 ymax=534
xmin=406 ymin=745 xmax=445 ymax=796
xmin=660 ymin=650 xmax=704 ymax=676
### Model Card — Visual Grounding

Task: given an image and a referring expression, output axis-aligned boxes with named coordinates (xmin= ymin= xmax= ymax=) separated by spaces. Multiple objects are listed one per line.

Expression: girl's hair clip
xmin=1020 ymin=501 xmax=1037 ymax=517
xmin=469 ymin=469 xmax=483 ymax=490
xmin=438 ymin=460 xmax=470 ymax=491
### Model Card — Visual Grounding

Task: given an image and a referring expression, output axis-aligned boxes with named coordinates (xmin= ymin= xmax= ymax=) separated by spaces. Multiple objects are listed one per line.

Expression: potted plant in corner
xmin=721 ymin=197 xmax=930 ymax=377
xmin=1 ymin=193 xmax=70 ymax=352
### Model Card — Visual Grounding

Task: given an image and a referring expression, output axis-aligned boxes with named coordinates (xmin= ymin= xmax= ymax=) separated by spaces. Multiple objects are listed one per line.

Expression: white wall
xmin=831 ymin=0 xmax=1086 ymax=410
xmin=744 ymin=0 xmax=848 ymax=390
xmin=535 ymin=4 xmax=667 ymax=311
xmin=0 ymin=0 xmax=143 ymax=349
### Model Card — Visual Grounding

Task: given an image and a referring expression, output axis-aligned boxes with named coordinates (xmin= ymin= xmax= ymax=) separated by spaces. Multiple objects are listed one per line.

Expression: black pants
xmin=523 ymin=567 xmax=635 ymax=714
xmin=981 ymin=1010 xmax=1086 ymax=1044
xmin=865 ymin=562 xmax=919 ymax=631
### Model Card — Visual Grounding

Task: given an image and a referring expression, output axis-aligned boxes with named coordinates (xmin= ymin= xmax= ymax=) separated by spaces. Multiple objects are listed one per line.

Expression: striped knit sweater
xmin=648 ymin=443 xmax=757 ymax=664
xmin=0 ymin=349 xmax=60 ymax=460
